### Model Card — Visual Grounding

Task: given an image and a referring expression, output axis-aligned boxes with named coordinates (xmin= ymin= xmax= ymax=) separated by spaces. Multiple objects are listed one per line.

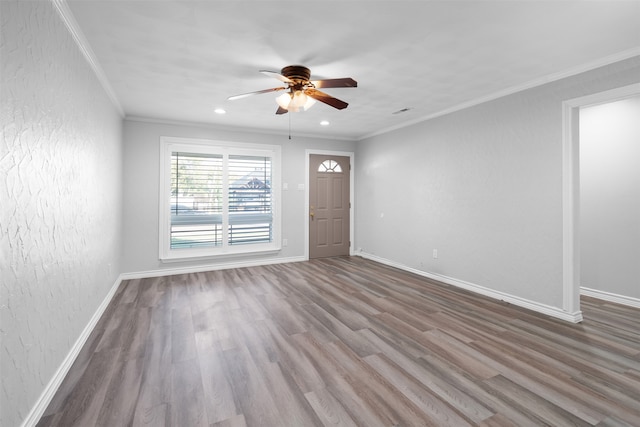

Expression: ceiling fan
xmin=228 ymin=65 xmax=357 ymax=114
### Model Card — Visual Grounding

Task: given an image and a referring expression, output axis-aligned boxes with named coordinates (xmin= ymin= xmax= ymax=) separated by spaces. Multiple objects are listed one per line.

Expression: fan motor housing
xmin=281 ymin=65 xmax=311 ymax=82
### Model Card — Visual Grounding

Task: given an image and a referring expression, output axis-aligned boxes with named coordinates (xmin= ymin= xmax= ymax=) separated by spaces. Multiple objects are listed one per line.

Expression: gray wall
xmin=2 ymin=3 xmax=637 ymax=424
xmin=122 ymin=119 xmax=356 ymax=274
xmin=355 ymin=56 xmax=640 ymax=310
xmin=0 ymin=2 xmax=124 ymax=426
xmin=580 ymin=95 xmax=640 ymax=299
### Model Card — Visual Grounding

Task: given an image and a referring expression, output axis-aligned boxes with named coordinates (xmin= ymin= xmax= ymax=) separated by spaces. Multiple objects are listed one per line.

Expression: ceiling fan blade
xmin=305 ymin=88 xmax=349 ymax=110
xmin=275 ymin=106 xmax=288 ymax=115
xmin=260 ymin=70 xmax=292 ymax=83
xmin=227 ymin=86 xmax=286 ymax=101
xmin=311 ymin=78 xmax=357 ymax=89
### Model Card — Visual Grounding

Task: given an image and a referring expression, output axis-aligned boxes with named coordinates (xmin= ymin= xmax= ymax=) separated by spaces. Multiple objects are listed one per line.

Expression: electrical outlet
xmin=283 ymin=239 xmax=288 ymax=247
xmin=433 ymin=249 xmax=438 ymax=259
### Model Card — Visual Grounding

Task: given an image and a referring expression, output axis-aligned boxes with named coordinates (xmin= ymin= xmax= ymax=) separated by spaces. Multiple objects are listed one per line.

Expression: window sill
xmin=159 ymin=244 xmax=282 ymax=263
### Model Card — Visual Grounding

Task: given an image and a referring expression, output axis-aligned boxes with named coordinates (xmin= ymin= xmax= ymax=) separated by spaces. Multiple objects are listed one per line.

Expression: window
xmin=160 ymin=137 xmax=281 ymax=260
xmin=318 ymin=159 xmax=342 ymax=173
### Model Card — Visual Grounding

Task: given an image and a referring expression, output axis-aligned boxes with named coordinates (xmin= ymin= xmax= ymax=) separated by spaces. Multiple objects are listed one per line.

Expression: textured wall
xmin=122 ymin=119 xmax=355 ymax=274
xmin=355 ymin=56 xmax=640 ymax=310
xmin=580 ymin=96 xmax=640 ymax=299
xmin=0 ymin=2 xmax=123 ymax=426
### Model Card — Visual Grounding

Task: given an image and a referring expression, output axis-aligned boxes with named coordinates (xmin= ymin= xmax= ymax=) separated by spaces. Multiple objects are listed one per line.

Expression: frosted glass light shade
xmin=276 ymin=92 xmax=292 ymax=109
xmin=289 ymin=91 xmax=307 ymax=112
xmin=275 ymin=90 xmax=316 ymax=112
xmin=303 ymin=97 xmax=316 ymax=110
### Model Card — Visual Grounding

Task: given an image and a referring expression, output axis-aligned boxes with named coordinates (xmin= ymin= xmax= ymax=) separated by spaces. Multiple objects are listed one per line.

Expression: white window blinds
xmin=170 ymin=152 xmax=223 ymax=249
xmin=160 ymin=138 xmax=280 ymax=260
xmin=227 ymin=155 xmax=272 ymax=245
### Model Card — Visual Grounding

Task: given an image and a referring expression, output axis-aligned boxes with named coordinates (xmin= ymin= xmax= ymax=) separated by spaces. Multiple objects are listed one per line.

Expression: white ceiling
xmin=65 ymin=0 xmax=640 ymax=140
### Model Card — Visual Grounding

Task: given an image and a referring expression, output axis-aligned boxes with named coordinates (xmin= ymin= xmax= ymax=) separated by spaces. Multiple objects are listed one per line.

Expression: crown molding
xmin=359 ymin=48 xmax=640 ymax=141
xmin=124 ymin=115 xmax=359 ymax=142
xmin=51 ymin=0 xmax=124 ymax=117
xmin=47 ymin=0 xmax=639 ymax=142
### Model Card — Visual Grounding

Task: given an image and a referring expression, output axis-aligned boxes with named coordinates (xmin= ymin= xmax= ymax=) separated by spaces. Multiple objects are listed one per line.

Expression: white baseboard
xmin=21 ymin=274 xmax=123 ymax=427
xmin=26 ymin=252 xmax=603 ymax=426
xmin=120 ymin=255 xmax=307 ymax=280
xmin=23 ymin=255 xmax=306 ymax=426
xmin=357 ymin=252 xmax=583 ymax=323
xmin=580 ymin=287 xmax=640 ymax=309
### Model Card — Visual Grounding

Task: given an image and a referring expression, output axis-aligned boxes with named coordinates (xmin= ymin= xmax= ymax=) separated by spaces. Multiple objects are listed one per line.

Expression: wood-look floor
xmin=38 ymin=257 xmax=640 ymax=427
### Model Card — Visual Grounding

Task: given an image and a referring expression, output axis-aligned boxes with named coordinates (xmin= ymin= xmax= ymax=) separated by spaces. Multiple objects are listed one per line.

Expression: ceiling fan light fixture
xmin=276 ymin=90 xmax=316 ymax=112
xmin=303 ymin=96 xmax=316 ymax=111
xmin=276 ymin=92 xmax=292 ymax=109
xmin=289 ymin=90 xmax=308 ymax=112
xmin=230 ymin=65 xmax=356 ymax=115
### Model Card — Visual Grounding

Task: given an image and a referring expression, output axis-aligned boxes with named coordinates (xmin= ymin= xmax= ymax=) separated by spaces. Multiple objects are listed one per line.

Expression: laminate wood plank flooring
xmin=37 ymin=257 xmax=640 ymax=426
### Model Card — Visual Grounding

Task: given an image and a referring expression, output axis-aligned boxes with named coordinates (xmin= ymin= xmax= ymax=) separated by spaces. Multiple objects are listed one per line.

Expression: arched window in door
xmin=318 ymin=159 xmax=342 ymax=173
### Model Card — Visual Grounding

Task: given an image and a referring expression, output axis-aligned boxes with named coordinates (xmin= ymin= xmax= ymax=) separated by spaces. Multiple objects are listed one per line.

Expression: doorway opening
xmin=562 ymin=83 xmax=640 ymax=321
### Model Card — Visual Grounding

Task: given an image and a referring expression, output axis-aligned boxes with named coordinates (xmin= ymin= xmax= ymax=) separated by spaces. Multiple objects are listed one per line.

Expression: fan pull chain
xmin=288 ymin=112 xmax=292 ymax=140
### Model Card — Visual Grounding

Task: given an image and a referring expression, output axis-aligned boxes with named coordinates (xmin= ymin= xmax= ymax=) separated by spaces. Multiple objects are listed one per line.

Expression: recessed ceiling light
xmin=320 ymin=120 xmax=330 ymax=126
xmin=214 ymin=108 xmax=226 ymax=114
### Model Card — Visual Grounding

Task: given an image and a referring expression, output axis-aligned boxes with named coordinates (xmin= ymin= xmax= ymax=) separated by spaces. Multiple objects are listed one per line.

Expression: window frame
xmin=159 ymin=137 xmax=281 ymax=262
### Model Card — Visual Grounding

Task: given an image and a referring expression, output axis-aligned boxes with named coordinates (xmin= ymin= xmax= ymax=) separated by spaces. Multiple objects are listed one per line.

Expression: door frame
xmin=305 ymin=149 xmax=355 ymax=260
xmin=561 ymin=82 xmax=640 ymax=321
